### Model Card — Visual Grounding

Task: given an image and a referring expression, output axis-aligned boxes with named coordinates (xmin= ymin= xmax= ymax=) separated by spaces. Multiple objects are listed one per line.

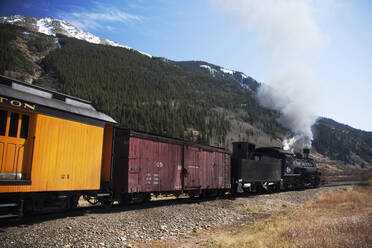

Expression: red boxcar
xmin=112 ymin=129 xmax=230 ymax=201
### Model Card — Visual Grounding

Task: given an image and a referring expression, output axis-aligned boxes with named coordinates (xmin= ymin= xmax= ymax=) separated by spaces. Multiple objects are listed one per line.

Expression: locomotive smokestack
xmin=303 ymin=148 xmax=310 ymax=159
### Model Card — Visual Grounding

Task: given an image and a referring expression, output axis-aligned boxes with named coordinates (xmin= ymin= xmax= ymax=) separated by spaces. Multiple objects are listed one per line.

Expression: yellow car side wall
xmin=0 ymin=113 xmax=104 ymax=193
xmin=101 ymin=124 xmax=114 ymax=183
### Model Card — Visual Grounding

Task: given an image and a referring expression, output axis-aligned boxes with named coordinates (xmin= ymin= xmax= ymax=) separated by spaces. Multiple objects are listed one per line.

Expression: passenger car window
xmin=0 ymin=110 xmax=6 ymax=136
xmin=8 ymin=112 xmax=19 ymax=137
xmin=20 ymin=115 xmax=29 ymax=139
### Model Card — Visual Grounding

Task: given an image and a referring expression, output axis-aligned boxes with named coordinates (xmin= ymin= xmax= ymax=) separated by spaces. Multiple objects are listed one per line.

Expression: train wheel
xmin=69 ymin=194 xmax=80 ymax=209
xmin=142 ymin=193 xmax=151 ymax=203
xmin=313 ymin=175 xmax=321 ymax=188
xmin=102 ymin=200 xmax=113 ymax=208
xmin=118 ymin=194 xmax=129 ymax=208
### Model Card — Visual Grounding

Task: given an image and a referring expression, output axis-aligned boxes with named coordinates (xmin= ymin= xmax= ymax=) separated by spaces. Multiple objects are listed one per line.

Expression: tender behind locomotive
xmin=231 ymin=142 xmax=321 ymax=193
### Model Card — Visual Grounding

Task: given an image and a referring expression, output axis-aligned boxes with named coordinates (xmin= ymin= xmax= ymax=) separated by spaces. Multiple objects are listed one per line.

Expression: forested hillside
xmin=175 ymin=61 xmax=260 ymax=91
xmin=0 ymin=23 xmax=285 ymax=146
xmin=313 ymin=118 xmax=372 ymax=164
xmin=0 ymin=22 xmax=371 ymax=166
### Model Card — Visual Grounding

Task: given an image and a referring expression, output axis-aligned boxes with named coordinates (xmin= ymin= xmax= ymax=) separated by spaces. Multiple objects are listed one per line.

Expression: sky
xmin=0 ymin=0 xmax=371 ymax=132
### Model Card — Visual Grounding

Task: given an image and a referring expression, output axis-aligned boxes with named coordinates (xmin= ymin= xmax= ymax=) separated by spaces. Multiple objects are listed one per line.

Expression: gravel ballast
xmin=0 ymin=186 xmax=348 ymax=248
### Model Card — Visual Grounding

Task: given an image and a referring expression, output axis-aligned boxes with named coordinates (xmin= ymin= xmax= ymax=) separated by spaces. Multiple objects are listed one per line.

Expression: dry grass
xmin=203 ymin=186 xmax=372 ymax=248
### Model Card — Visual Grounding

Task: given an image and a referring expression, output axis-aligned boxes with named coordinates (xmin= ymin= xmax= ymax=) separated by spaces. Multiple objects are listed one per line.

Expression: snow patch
xmin=59 ymin=21 xmax=100 ymax=44
xmin=37 ymin=18 xmax=55 ymax=36
xmin=241 ymin=73 xmax=248 ymax=79
xmin=54 ymin=38 xmax=62 ymax=48
xmin=220 ymin=67 xmax=234 ymax=75
xmin=200 ymin=65 xmax=217 ymax=77
xmin=1 ymin=15 xmax=25 ymax=24
xmin=137 ymin=50 xmax=152 ymax=58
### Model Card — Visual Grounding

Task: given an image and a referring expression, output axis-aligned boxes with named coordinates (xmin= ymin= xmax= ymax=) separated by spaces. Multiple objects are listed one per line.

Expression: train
xmin=0 ymin=75 xmax=320 ymax=219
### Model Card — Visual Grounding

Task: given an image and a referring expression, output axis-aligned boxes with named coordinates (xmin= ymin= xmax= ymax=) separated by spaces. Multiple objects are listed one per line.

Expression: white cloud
xmin=59 ymin=2 xmax=141 ymax=31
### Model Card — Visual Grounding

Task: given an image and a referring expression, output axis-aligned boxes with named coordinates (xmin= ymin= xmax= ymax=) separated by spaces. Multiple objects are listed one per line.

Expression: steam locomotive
xmin=0 ymin=75 xmax=320 ymax=219
xmin=231 ymin=142 xmax=321 ymax=194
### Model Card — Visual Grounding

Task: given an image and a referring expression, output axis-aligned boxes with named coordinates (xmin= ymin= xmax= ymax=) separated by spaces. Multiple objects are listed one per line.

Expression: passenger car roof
xmin=0 ymin=75 xmax=117 ymax=124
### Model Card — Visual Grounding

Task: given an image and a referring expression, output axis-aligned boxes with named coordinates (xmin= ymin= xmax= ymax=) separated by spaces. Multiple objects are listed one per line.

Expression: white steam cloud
xmin=213 ymin=0 xmax=327 ymax=149
xmin=257 ymin=64 xmax=319 ymax=148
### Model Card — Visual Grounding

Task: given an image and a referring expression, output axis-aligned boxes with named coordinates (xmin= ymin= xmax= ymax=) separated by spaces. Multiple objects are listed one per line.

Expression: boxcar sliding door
xmin=183 ymin=146 xmax=201 ymax=189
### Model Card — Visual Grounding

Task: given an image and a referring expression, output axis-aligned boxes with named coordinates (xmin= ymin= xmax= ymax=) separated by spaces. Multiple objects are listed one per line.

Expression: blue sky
xmin=0 ymin=0 xmax=371 ymax=132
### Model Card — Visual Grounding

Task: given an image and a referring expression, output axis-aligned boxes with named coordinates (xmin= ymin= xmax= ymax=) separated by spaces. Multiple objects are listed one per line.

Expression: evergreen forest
xmin=0 ymin=23 xmax=371 ymax=164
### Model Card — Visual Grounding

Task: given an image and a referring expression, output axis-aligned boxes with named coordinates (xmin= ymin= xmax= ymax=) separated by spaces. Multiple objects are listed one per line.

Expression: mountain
xmin=313 ymin=118 xmax=372 ymax=165
xmin=0 ymin=15 xmax=371 ymax=168
xmin=0 ymin=15 xmax=151 ymax=57
xmin=0 ymin=19 xmax=286 ymax=148
xmin=175 ymin=61 xmax=260 ymax=92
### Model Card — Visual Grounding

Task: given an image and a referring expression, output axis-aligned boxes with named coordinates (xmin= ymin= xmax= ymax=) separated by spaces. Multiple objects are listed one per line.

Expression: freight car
xmin=82 ymin=128 xmax=231 ymax=206
xmin=231 ymin=142 xmax=321 ymax=193
xmin=109 ymin=129 xmax=231 ymax=205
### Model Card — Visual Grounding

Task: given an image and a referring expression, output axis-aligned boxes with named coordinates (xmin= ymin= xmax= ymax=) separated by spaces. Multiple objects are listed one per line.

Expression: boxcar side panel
xmin=216 ymin=152 xmax=225 ymax=188
xmin=157 ymin=141 xmax=183 ymax=192
xmin=111 ymin=129 xmax=231 ymax=195
xmin=224 ymin=153 xmax=231 ymax=188
xmin=128 ymin=136 xmax=141 ymax=193
xmin=127 ymin=137 xmax=183 ymax=193
xmin=197 ymin=149 xmax=231 ymax=191
xmin=112 ymin=132 xmax=130 ymax=193
xmin=183 ymin=146 xmax=201 ymax=189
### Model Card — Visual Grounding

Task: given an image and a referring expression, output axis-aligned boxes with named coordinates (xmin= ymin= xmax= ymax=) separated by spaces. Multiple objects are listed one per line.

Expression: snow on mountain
xmin=0 ymin=15 xmax=152 ymax=58
xmin=220 ymin=67 xmax=234 ymax=75
xmin=197 ymin=62 xmax=258 ymax=91
xmin=200 ymin=64 xmax=217 ymax=77
xmin=5 ymin=15 xmax=24 ymax=24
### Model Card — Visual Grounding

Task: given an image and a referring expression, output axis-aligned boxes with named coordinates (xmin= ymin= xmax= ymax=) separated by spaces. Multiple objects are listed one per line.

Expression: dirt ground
xmin=2 ymin=184 xmax=370 ymax=248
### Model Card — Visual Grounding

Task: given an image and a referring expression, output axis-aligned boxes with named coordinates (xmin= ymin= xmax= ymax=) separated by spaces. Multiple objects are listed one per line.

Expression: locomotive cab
xmin=231 ymin=142 xmax=282 ymax=193
xmin=231 ymin=142 xmax=321 ymax=193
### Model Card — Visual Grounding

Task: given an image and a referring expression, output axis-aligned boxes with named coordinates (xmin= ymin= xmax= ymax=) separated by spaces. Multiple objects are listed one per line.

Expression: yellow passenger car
xmin=0 ymin=75 xmax=116 ymax=218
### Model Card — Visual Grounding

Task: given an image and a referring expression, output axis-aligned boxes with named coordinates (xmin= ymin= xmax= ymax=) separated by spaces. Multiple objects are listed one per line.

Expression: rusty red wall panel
xmin=184 ymin=147 xmax=231 ymax=191
xmin=197 ymin=150 xmax=228 ymax=190
xmin=112 ymin=131 xmax=130 ymax=193
xmin=112 ymin=129 xmax=231 ymax=194
xmin=183 ymin=146 xmax=200 ymax=189
xmin=114 ymin=132 xmax=183 ymax=194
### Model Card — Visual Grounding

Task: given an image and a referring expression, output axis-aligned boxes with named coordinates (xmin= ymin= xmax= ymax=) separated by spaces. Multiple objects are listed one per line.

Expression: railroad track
xmin=321 ymin=181 xmax=370 ymax=187
xmin=1 ymin=181 xmax=369 ymax=227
